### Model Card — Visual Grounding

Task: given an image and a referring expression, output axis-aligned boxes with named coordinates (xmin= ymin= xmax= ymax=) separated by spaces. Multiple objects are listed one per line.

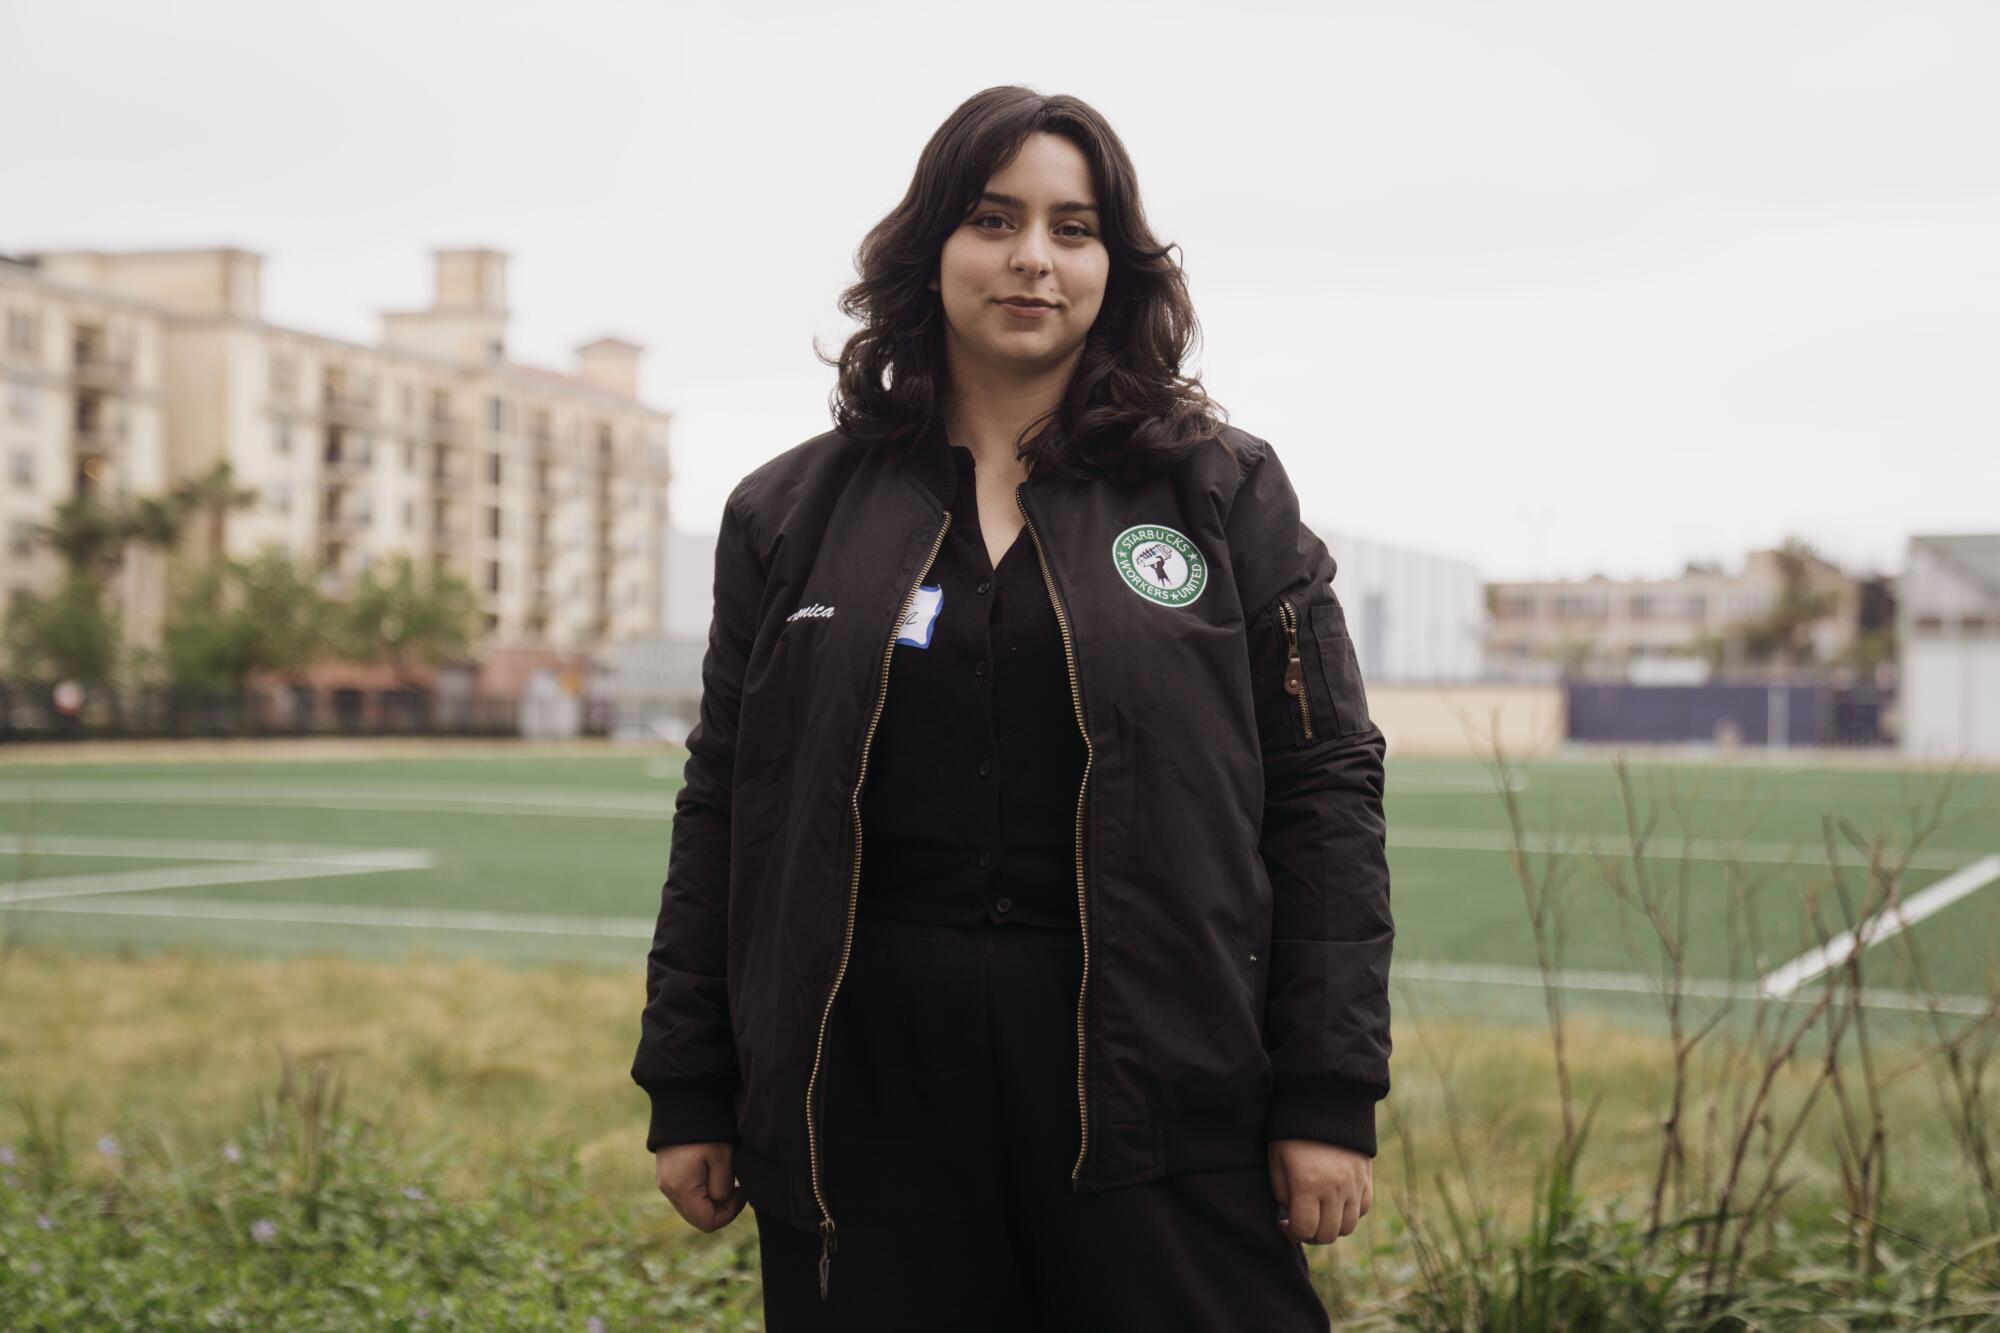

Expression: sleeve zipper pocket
xmin=1278 ymin=598 xmax=1315 ymax=743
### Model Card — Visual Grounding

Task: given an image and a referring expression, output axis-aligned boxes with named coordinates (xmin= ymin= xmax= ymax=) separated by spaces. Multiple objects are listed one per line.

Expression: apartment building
xmin=1485 ymin=546 xmax=1867 ymax=675
xmin=0 ymin=259 xmax=174 ymax=647
xmin=0 ymin=245 xmax=670 ymax=662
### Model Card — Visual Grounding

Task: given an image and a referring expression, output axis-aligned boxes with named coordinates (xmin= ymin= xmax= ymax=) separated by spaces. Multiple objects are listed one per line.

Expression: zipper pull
xmin=1281 ymin=602 xmax=1305 ymax=697
xmin=818 ymin=1218 xmax=838 ymax=1301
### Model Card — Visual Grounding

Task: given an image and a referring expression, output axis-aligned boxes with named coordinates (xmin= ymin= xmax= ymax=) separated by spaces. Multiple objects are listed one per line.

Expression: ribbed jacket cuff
xmin=1263 ymin=1075 xmax=1384 ymax=1158
xmin=641 ymin=1077 xmax=738 ymax=1152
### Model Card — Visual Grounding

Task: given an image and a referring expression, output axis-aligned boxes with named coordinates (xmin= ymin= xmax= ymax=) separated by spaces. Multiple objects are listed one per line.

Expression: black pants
xmin=754 ymin=914 xmax=1332 ymax=1332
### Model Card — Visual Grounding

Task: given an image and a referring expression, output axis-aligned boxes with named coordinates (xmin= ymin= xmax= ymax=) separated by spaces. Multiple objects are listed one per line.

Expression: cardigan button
xmin=973 ymin=659 xmax=988 ymax=677
xmin=976 ymin=579 xmax=991 ymax=595
xmin=995 ymin=897 xmax=1013 ymax=913
xmin=977 ymin=759 xmax=992 ymax=777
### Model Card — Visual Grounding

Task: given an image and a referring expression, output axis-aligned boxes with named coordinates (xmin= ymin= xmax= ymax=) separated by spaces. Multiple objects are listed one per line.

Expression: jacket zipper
xmin=1279 ymin=599 xmax=1315 ymax=742
xmin=806 ymin=509 xmax=952 ymax=1302
xmin=1016 ymin=484 xmax=1095 ymax=1187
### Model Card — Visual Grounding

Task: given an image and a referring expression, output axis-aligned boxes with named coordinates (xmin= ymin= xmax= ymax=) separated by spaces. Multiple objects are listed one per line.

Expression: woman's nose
xmin=1011 ymin=238 xmax=1052 ymax=277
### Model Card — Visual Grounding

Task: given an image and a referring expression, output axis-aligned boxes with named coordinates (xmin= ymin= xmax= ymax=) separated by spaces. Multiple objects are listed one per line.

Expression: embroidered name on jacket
xmin=786 ymin=602 xmax=836 ymax=623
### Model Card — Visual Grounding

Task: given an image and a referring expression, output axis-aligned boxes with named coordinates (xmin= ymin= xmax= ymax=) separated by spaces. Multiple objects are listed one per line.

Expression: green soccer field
xmin=4 ymin=749 xmax=1996 ymax=1036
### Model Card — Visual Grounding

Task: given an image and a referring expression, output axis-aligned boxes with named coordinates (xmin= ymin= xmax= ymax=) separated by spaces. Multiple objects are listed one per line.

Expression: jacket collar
xmin=897 ymin=413 xmax=1055 ymax=509
xmin=898 ymin=414 xmax=958 ymax=509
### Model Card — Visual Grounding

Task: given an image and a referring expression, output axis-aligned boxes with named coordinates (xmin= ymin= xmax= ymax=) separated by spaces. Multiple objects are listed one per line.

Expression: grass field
xmin=5 ymin=741 xmax=1998 ymax=1327
xmin=4 ymin=745 xmax=1996 ymax=1031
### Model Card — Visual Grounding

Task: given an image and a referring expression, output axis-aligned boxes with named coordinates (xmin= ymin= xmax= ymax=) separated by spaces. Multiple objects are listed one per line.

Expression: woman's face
xmin=930 ymin=131 xmax=1109 ymax=379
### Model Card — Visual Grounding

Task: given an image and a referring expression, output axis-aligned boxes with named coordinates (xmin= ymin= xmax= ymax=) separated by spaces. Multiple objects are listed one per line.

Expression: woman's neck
xmin=943 ymin=360 xmax=1072 ymax=474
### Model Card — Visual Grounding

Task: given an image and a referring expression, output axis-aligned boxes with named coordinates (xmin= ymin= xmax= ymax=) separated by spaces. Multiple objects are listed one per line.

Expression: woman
xmin=633 ymin=84 xmax=1393 ymax=1331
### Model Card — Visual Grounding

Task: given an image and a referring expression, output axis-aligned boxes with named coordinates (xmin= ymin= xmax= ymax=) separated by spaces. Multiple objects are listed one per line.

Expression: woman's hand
xmin=655 ymin=1142 xmax=746 ymax=1231
xmin=1267 ymin=1138 xmax=1372 ymax=1245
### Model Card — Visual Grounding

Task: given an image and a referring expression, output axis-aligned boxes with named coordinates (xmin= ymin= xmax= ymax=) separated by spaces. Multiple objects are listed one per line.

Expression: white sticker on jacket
xmin=895 ymin=584 xmax=943 ymax=647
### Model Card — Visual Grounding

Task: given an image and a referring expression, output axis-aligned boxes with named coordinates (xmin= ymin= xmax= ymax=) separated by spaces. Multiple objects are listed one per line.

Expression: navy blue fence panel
xmin=1564 ymin=681 xmax=1868 ymax=746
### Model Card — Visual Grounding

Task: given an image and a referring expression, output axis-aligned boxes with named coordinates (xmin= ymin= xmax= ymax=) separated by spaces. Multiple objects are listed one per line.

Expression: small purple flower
xmin=531 ymin=1256 xmax=550 ymax=1277
xmin=97 ymin=1133 xmax=121 ymax=1158
xmin=402 ymin=1184 xmax=426 ymax=1201
xmin=587 ymin=1318 xmax=605 ymax=1333
xmin=222 ymin=1141 xmax=242 ymax=1163
xmin=412 ymin=1306 xmax=430 ymax=1320
xmin=35 ymin=1213 xmax=53 ymax=1230
xmin=251 ymin=1217 xmax=278 ymax=1244
xmin=3 ymin=1173 xmax=18 ymax=1190
xmin=24 ymin=1261 xmax=41 ymax=1276
xmin=0 ymin=1144 xmax=15 ymax=1165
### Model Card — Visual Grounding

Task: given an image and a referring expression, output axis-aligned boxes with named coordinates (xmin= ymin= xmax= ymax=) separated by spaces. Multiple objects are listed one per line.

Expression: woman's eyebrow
xmin=979 ymin=190 xmax=1100 ymax=215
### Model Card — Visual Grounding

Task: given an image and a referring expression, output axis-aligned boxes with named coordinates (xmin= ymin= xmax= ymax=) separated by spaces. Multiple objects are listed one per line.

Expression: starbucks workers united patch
xmin=1112 ymin=523 xmax=1208 ymax=607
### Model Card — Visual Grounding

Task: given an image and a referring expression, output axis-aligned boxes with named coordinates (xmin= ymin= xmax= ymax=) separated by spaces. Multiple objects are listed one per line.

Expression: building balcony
xmin=72 ymin=354 xmax=135 ymax=390
xmin=323 ymin=447 xmax=373 ymax=472
xmin=323 ymin=506 xmax=373 ymax=531
xmin=322 ymin=390 xmax=377 ymax=425
xmin=74 ymin=420 xmax=126 ymax=452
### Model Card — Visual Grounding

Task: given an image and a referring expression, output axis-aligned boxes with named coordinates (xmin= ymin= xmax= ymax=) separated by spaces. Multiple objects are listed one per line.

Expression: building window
xmin=487 ymin=505 xmax=501 ymax=538
xmin=9 ymin=518 xmax=35 ymax=559
xmin=1553 ymin=593 xmax=1608 ymax=621
xmin=488 ymin=453 xmax=502 ymax=485
xmin=485 ymin=611 xmax=499 ymax=632
xmin=403 ymin=499 xmax=414 ymax=530
xmin=8 ymin=382 xmax=34 ymax=424
xmin=488 ymin=397 xmax=506 ymax=432
xmin=273 ymin=420 xmax=291 ymax=455
xmin=271 ymin=355 xmax=298 ymax=397
xmin=8 ymin=448 xmax=31 ymax=488
xmin=268 ymin=479 xmax=291 ymax=514
xmin=403 ymin=440 xmax=416 ymax=472
xmin=398 ymin=382 xmax=414 ymax=419
xmin=486 ymin=561 xmax=501 ymax=593
xmin=7 ymin=310 xmax=42 ymax=356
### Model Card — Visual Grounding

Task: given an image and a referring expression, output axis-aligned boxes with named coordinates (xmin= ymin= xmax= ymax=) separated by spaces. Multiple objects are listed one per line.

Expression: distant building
xmin=0 ymin=245 xmax=671 ymax=665
xmin=1312 ymin=528 xmax=1485 ymax=684
xmin=1900 ymin=533 xmax=2000 ymax=760
xmin=1485 ymin=547 xmax=1869 ymax=679
xmin=0 ymin=262 xmax=173 ymax=649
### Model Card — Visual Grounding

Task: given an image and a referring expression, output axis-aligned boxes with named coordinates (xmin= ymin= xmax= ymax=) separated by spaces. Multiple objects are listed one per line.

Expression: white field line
xmin=0 ymin=834 xmax=433 ymax=905
xmin=18 ymin=893 xmax=648 ymax=938
xmin=14 ymin=892 xmax=1992 ymax=1016
xmin=0 ymin=779 xmax=674 ymax=817
xmin=1398 ymin=959 xmax=1994 ymax=1017
xmin=1756 ymin=853 xmax=2000 ymax=1000
xmin=1387 ymin=827 xmax=1972 ymax=872
xmin=0 ymin=784 xmax=1976 ymax=873
xmin=0 ymin=833 xmax=425 ymax=862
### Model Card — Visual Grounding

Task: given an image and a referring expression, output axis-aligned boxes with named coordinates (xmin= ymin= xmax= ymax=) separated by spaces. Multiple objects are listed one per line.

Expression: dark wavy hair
xmin=819 ymin=84 xmax=1229 ymax=484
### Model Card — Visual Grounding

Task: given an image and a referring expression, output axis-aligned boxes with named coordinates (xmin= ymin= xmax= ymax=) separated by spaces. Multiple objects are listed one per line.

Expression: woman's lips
xmin=997 ymin=300 xmax=1055 ymax=319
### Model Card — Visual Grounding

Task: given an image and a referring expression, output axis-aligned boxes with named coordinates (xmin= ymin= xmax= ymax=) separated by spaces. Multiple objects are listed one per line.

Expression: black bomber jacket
xmin=632 ymin=415 xmax=1393 ymax=1296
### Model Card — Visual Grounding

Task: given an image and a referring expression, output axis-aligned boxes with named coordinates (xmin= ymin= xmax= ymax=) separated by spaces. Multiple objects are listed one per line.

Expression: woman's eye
xmin=973 ymin=214 xmax=1094 ymax=240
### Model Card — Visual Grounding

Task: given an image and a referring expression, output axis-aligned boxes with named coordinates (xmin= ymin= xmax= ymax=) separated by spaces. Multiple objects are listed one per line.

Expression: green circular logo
xmin=1111 ymin=523 xmax=1208 ymax=608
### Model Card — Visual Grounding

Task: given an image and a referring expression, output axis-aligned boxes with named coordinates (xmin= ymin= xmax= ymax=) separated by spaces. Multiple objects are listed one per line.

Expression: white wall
xmin=1316 ymin=529 xmax=1488 ymax=684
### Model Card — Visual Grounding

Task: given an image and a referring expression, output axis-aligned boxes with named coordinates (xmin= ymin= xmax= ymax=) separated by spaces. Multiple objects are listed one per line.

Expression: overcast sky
xmin=5 ymin=0 xmax=1994 ymax=582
